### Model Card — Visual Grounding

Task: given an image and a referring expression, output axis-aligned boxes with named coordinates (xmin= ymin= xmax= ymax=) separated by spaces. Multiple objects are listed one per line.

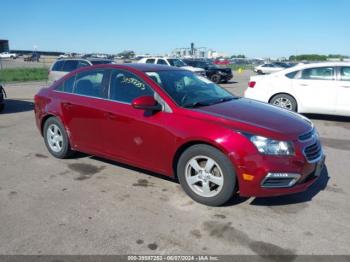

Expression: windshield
xmin=167 ymin=59 xmax=187 ymax=67
xmin=146 ymin=70 xmax=236 ymax=108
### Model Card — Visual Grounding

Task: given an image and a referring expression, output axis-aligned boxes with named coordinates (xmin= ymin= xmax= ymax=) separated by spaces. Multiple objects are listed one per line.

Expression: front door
xmin=103 ymin=69 xmax=175 ymax=174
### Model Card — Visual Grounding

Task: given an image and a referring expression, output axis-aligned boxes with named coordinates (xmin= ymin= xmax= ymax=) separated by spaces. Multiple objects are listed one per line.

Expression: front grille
xmin=304 ymin=141 xmax=322 ymax=163
xmin=299 ymin=129 xmax=314 ymax=141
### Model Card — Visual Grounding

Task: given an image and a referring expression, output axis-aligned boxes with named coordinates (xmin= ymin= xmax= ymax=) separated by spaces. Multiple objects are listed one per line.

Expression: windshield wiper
xmin=183 ymin=101 xmax=212 ymax=108
xmin=183 ymin=97 xmax=236 ymax=108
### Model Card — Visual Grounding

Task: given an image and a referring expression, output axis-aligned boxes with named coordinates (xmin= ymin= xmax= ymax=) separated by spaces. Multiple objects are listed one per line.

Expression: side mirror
xmin=131 ymin=96 xmax=162 ymax=111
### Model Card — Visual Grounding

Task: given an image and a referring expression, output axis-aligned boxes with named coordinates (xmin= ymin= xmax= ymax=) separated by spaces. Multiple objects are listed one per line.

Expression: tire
xmin=43 ymin=117 xmax=74 ymax=158
xmin=210 ymin=74 xmax=221 ymax=84
xmin=257 ymin=70 xmax=263 ymax=75
xmin=177 ymin=144 xmax=236 ymax=206
xmin=270 ymin=94 xmax=297 ymax=112
xmin=0 ymin=103 xmax=4 ymax=112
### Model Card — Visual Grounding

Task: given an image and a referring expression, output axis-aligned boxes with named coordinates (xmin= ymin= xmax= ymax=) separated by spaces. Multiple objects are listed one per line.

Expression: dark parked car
xmin=0 ymin=84 xmax=6 ymax=112
xmin=34 ymin=64 xmax=324 ymax=206
xmin=183 ymin=59 xmax=233 ymax=83
xmin=24 ymin=53 xmax=40 ymax=62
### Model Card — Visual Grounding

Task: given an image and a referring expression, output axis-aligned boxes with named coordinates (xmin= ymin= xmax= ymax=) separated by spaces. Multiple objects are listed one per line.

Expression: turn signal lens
xmin=243 ymin=173 xmax=255 ymax=181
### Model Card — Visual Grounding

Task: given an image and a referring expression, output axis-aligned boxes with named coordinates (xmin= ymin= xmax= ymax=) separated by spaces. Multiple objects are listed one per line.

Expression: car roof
xmin=113 ymin=63 xmax=184 ymax=72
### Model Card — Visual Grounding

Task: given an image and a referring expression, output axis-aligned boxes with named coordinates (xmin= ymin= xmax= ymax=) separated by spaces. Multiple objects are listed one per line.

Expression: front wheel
xmin=177 ymin=144 xmax=236 ymax=206
xmin=43 ymin=117 xmax=74 ymax=158
xmin=270 ymin=94 xmax=297 ymax=112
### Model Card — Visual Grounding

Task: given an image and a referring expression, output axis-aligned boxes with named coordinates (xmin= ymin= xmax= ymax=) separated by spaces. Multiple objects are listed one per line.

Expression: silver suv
xmin=48 ymin=58 xmax=114 ymax=83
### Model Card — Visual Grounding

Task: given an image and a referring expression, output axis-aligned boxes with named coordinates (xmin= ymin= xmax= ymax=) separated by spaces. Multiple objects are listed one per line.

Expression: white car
xmin=0 ymin=52 xmax=17 ymax=59
xmin=137 ymin=57 xmax=206 ymax=76
xmin=254 ymin=63 xmax=286 ymax=74
xmin=244 ymin=62 xmax=350 ymax=117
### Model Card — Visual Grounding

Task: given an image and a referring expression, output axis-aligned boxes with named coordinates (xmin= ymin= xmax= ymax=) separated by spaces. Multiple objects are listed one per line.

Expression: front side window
xmin=109 ymin=69 xmax=154 ymax=103
xmin=167 ymin=59 xmax=186 ymax=67
xmin=77 ymin=60 xmax=91 ymax=68
xmin=301 ymin=67 xmax=335 ymax=80
xmin=146 ymin=70 xmax=235 ymax=108
xmin=340 ymin=67 xmax=350 ymax=81
xmin=62 ymin=60 xmax=79 ymax=72
xmin=157 ymin=59 xmax=168 ymax=65
xmin=73 ymin=70 xmax=106 ymax=98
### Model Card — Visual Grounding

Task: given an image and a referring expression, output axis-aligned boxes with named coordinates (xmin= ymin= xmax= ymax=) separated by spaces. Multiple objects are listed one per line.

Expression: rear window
xmin=52 ymin=60 xmax=65 ymax=71
xmin=62 ymin=60 xmax=79 ymax=72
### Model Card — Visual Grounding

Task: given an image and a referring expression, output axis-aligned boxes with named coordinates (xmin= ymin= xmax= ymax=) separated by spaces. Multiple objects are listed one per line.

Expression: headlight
xmin=250 ymin=135 xmax=294 ymax=156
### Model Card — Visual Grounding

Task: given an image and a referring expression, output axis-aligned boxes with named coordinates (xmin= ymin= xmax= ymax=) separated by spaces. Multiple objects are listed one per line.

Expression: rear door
xmin=336 ymin=66 xmax=350 ymax=115
xmin=292 ymin=66 xmax=337 ymax=114
xmin=60 ymin=69 xmax=109 ymax=153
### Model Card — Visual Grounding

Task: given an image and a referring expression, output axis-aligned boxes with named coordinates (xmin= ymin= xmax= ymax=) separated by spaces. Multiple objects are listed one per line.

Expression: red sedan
xmin=34 ymin=64 xmax=325 ymax=206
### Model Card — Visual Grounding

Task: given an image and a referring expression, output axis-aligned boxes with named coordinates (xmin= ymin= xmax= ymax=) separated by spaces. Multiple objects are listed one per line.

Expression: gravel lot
xmin=0 ymin=71 xmax=349 ymax=255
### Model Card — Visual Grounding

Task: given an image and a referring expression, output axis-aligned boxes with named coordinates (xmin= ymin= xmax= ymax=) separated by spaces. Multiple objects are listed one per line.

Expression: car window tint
xmin=77 ymin=61 xmax=90 ymax=68
xmin=109 ymin=69 xmax=154 ymax=103
xmin=340 ymin=67 xmax=350 ymax=81
xmin=146 ymin=59 xmax=155 ymax=64
xmin=62 ymin=60 xmax=79 ymax=72
xmin=157 ymin=59 xmax=167 ymax=65
xmin=301 ymin=67 xmax=334 ymax=80
xmin=285 ymin=71 xmax=299 ymax=79
xmin=73 ymin=70 xmax=105 ymax=98
xmin=52 ymin=60 xmax=65 ymax=71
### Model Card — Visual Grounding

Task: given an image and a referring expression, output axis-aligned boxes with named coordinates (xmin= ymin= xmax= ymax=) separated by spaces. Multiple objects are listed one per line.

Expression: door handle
xmin=105 ymin=112 xmax=117 ymax=120
xmin=341 ymin=86 xmax=350 ymax=88
xmin=299 ymin=84 xmax=309 ymax=86
xmin=63 ymin=102 xmax=73 ymax=109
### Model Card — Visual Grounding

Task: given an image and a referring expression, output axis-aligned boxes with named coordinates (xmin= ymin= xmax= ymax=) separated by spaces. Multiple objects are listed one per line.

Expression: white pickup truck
xmin=0 ymin=52 xmax=17 ymax=59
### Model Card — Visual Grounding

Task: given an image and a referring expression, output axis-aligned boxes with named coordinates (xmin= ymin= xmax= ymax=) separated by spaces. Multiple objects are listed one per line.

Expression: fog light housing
xmin=261 ymin=173 xmax=301 ymax=188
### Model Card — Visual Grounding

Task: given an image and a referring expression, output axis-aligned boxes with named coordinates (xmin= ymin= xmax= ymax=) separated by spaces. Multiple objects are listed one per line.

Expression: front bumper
xmin=230 ymin=149 xmax=325 ymax=198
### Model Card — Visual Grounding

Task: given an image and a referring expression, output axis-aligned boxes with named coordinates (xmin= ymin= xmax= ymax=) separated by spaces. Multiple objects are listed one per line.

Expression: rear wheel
xmin=0 ymin=103 xmax=4 ymax=112
xmin=43 ymin=117 xmax=74 ymax=158
xmin=210 ymin=74 xmax=221 ymax=84
xmin=270 ymin=94 xmax=297 ymax=112
xmin=177 ymin=144 xmax=236 ymax=206
xmin=257 ymin=70 xmax=263 ymax=75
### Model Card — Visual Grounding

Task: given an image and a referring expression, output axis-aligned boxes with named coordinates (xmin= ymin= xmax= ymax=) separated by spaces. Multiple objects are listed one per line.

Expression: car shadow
xmin=220 ymin=81 xmax=238 ymax=85
xmin=1 ymin=99 xmax=34 ymax=114
xmin=303 ymin=113 xmax=350 ymax=122
xmin=249 ymin=166 xmax=329 ymax=207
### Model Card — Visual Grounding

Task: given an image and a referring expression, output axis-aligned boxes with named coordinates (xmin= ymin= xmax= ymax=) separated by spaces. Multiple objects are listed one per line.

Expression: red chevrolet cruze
xmin=34 ymin=64 xmax=325 ymax=206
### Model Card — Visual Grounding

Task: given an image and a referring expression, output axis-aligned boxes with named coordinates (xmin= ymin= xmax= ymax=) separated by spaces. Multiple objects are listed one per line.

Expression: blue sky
xmin=1 ymin=0 xmax=349 ymax=57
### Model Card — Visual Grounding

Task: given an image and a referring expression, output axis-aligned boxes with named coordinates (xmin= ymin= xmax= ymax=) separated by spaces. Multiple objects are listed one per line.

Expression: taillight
xmin=248 ymin=81 xmax=256 ymax=88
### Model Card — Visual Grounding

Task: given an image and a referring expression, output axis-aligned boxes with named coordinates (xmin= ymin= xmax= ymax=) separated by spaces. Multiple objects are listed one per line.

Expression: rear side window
xmin=109 ymin=69 xmax=154 ymax=103
xmin=52 ymin=60 xmax=65 ymax=71
xmin=146 ymin=59 xmax=155 ymax=64
xmin=340 ymin=67 xmax=350 ymax=81
xmin=73 ymin=70 xmax=106 ymax=98
xmin=301 ymin=67 xmax=335 ymax=80
xmin=62 ymin=60 xmax=79 ymax=72
xmin=285 ymin=71 xmax=299 ymax=79
xmin=54 ymin=75 xmax=75 ymax=93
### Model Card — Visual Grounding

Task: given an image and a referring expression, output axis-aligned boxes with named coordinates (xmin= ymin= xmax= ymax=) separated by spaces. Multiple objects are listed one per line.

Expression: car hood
xmin=193 ymin=98 xmax=312 ymax=139
xmin=181 ymin=66 xmax=205 ymax=72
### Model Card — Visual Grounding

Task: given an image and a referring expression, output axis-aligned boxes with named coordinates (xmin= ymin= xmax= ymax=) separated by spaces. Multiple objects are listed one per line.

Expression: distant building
xmin=171 ymin=43 xmax=228 ymax=59
xmin=0 ymin=40 xmax=9 ymax=53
